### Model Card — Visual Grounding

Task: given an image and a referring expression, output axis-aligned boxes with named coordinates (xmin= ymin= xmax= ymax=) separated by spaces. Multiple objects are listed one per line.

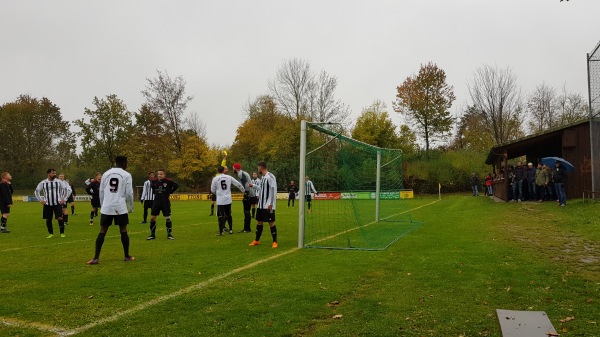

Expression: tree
xmin=124 ymin=104 xmax=172 ymax=179
xmin=352 ymin=100 xmax=401 ymax=148
xmin=467 ymin=64 xmax=524 ymax=144
xmin=527 ymin=82 xmax=557 ymax=133
xmin=75 ymin=94 xmax=133 ymax=168
xmin=0 ymin=95 xmax=75 ymax=186
xmin=183 ymin=111 xmax=207 ymax=139
xmin=170 ymin=132 xmax=213 ymax=189
xmin=308 ymin=70 xmax=350 ymax=124
xmin=142 ymin=70 xmax=193 ymax=153
xmin=556 ymin=85 xmax=588 ymax=126
xmin=269 ymin=58 xmax=313 ymax=120
xmin=269 ymin=59 xmax=349 ymax=124
xmin=451 ymin=105 xmax=496 ymax=151
xmin=394 ymin=62 xmax=455 ymax=152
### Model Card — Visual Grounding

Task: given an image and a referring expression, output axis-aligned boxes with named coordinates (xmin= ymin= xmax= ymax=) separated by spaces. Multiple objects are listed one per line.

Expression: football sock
xmin=255 ymin=224 xmax=263 ymax=241
xmin=218 ymin=217 xmax=226 ymax=232
xmin=210 ymin=204 xmax=214 ymax=215
xmin=120 ymin=231 xmax=130 ymax=256
xmin=166 ymin=221 xmax=172 ymax=235
xmin=95 ymin=210 xmax=98 ymax=217
xmin=227 ymin=216 xmax=232 ymax=230
xmin=63 ymin=214 xmax=68 ymax=224
xmin=94 ymin=232 xmax=106 ymax=260
xmin=1 ymin=217 xmax=7 ymax=229
xmin=71 ymin=206 xmax=75 ymax=215
xmin=251 ymin=208 xmax=256 ymax=218
xmin=90 ymin=211 xmax=94 ymax=220
xmin=58 ymin=220 xmax=65 ymax=234
xmin=271 ymin=225 xmax=277 ymax=242
xmin=46 ymin=219 xmax=53 ymax=234
xmin=150 ymin=221 xmax=156 ymax=236
xmin=143 ymin=208 xmax=148 ymax=222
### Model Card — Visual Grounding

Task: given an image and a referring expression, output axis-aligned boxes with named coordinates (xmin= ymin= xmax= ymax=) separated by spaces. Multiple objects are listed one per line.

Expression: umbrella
xmin=541 ymin=157 xmax=574 ymax=173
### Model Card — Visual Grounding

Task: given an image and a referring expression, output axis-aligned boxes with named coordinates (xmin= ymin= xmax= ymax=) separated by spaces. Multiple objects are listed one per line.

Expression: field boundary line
xmin=0 ymin=317 xmax=71 ymax=335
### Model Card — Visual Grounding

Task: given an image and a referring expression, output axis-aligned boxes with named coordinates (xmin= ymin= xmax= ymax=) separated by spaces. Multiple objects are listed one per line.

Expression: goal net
xmin=298 ymin=121 xmax=421 ymax=250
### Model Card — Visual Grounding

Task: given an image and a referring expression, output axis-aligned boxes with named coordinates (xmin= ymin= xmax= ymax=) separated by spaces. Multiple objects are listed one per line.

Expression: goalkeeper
xmin=305 ymin=176 xmax=318 ymax=213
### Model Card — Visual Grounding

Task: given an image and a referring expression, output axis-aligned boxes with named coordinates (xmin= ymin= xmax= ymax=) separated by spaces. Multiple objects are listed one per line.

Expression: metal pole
xmin=375 ymin=150 xmax=381 ymax=222
xmin=588 ymin=53 xmax=596 ymax=197
xmin=298 ymin=120 xmax=307 ymax=248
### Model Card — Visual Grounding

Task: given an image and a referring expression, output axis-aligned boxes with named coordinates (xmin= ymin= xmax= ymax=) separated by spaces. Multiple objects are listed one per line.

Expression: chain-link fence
xmin=588 ymin=41 xmax=600 ymax=195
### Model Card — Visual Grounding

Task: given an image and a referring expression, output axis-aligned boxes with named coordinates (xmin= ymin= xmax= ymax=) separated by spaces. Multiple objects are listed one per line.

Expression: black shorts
xmin=66 ymin=195 xmax=74 ymax=203
xmin=91 ymin=196 xmax=100 ymax=208
xmin=217 ymin=204 xmax=232 ymax=217
xmin=256 ymin=209 xmax=276 ymax=223
xmin=143 ymin=200 xmax=153 ymax=209
xmin=249 ymin=196 xmax=258 ymax=205
xmin=1 ymin=204 xmax=10 ymax=214
xmin=100 ymin=213 xmax=129 ymax=227
xmin=211 ymin=193 xmax=217 ymax=201
xmin=151 ymin=199 xmax=171 ymax=216
xmin=289 ymin=193 xmax=296 ymax=200
xmin=43 ymin=204 xmax=63 ymax=220
xmin=305 ymin=195 xmax=312 ymax=202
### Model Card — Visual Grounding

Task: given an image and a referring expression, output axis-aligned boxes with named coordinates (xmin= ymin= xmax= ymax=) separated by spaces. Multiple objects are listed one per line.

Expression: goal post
xmin=298 ymin=120 xmax=420 ymax=250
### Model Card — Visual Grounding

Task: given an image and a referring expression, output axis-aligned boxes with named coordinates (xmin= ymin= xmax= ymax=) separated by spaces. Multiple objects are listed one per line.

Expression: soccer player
xmin=139 ymin=171 xmax=155 ymax=224
xmin=249 ymin=162 xmax=278 ymax=248
xmin=35 ymin=168 xmax=71 ymax=238
xmin=87 ymin=156 xmax=135 ymax=265
xmin=147 ymin=168 xmax=179 ymax=240
xmin=210 ymin=152 xmax=228 ymax=216
xmin=232 ymin=163 xmax=254 ymax=233
xmin=0 ymin=172 xmax=13 ymax=233
xmin=212 ymin=166 xmax=245 ymax=235
xmin=249 ymin=171 xmax=260 ymax=218
xmin=305 ymin=176 xmax=318 ymax=213
xmin=85 ymin=172 xmax=102 ymax=225
xmin=58 ymin=174 xmax=75 ymax=224
xmin=287 ymin=181 xmax=298 ymax=207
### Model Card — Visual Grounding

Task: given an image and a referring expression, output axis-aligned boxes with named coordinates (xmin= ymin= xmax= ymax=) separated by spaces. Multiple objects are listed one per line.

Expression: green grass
xmin=0 ymin=196 xmax=599 ymax=336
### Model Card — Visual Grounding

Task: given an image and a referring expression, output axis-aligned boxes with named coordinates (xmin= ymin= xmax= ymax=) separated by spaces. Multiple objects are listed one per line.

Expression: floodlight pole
xmin=375 ymin=149 xmax=381 ymax=222
xmin=298 ymin=120 xmax=307 ymax=248
xmin=588 ymin=52 xmax=597 ymax=198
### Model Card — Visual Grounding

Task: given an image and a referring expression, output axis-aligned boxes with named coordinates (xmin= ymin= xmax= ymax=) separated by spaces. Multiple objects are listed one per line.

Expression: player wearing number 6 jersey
xmin=87 ymin=156 xmax=134 ymax=265
xmin=211 ymin=166 xmax=245 ymax=235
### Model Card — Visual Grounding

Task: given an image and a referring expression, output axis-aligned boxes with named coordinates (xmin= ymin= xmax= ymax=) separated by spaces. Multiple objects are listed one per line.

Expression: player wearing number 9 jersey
xmin=87 ymin=156 xmax=134 ymax=265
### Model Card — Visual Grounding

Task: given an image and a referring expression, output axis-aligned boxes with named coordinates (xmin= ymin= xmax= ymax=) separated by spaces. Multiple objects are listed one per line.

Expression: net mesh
xmin=302 ymin=123 xmax=421 ymax=250
xmin=589 ymin=41 xmax=600 ymax=195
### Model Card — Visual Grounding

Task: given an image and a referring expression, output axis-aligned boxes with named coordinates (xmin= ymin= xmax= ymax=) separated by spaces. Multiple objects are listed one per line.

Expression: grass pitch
xmin=0 ymin=196 xmax=599 ymax=336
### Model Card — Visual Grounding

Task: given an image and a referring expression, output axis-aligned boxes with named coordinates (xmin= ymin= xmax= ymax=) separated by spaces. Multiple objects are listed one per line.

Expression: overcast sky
xmin=1 ymin=0 xmax=599 ymax=147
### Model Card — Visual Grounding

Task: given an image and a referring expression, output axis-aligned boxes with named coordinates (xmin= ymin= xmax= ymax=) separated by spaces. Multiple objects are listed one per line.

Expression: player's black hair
xmin=258 ymin=161 xmax=267 ymax=169
xmin=217 ymin=166 xmax=225 ymax=173
xmin=148 ymin=171 xmax=154 ymax=176
xmin=47 ymin=168 xmax=55 ymax=174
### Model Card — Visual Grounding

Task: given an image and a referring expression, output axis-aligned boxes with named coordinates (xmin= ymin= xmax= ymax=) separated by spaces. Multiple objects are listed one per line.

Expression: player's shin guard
xmin=166 ymin=221 xmax=172 ymax=236
xmin=271 ymin=225 xmax=277 ymax=243
xmin=120 ymin=231 xmax=130 ymax=257
xmin=255 ymin=224 xmax=263 ymax=241
xmin=150 ymin=221 xmax=156 ymax=236
xmin=94 ymin=232 xmax=106 ymax=259
xmin=46 ymin=219 xmax=53 ymax=234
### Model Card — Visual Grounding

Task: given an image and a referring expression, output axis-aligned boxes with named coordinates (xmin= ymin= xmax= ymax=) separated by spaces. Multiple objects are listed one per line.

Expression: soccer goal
xmin=298 ymin=120 xmax=421 ymax=250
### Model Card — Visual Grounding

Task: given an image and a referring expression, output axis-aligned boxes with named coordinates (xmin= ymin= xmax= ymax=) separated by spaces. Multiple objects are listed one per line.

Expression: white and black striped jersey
xmin=99 ymin=167 xmax=134 ymax=215
xmin=258 ymin=172 xmax=277 ymax=210
xmin=140 ymin=179 xmax=154 ymax=201
xmin=235 ymin=170 xmax=257 ymax=197
xmin=305 ymin=180 xmax=317 ymax=196
xmin=211 ymin=174 xmax=245 ymax=205
xmin=35 ymin=179 xmax=71 ymax=206
xmin=250 ymin=178 xmax=261 ymax=196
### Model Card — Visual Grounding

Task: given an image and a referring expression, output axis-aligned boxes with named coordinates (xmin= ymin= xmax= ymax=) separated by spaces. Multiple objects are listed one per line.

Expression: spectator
xmin=470 ymin=173 xmax=479 ymax=196
xmin=512 ymin=161 xmax=526 ymax=202
xmin=485 ymin=173 xmax=493 ymax=196
xmin=526 ymin=162 xmax=536 ymax=201
xmin=554 ymin=161 xmax=567 ymax=207
xmin=535 ymin=162 xmax=548 ymax=202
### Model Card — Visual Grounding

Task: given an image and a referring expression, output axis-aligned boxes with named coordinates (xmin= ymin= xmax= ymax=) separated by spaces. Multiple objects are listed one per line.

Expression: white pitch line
xmin=1 ymin=199 xmax=440 ymax=336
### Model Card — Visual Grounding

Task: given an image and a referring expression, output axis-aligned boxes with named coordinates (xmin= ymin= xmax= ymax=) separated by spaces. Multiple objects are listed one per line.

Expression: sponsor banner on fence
xmin=313 ymin=192 xmax=342 ymax=200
